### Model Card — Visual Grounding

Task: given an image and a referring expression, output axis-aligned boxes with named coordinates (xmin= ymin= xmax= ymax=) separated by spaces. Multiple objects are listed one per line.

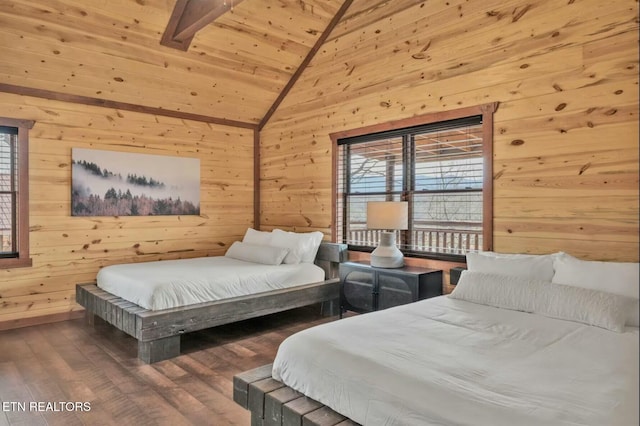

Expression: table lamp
xmin=367 ymin=201 xmax=408 ymax=268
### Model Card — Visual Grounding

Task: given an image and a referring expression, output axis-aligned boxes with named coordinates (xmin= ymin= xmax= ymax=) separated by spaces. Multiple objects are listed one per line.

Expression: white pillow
xmin=242 ymin=228 xmax=273 ymax=246
xmin=466 ymin=251 xmax=556 ymax=281
xmin=450 ymin=271 xmax=636 ymax=332
xmin=270 ymin=229 xmax=324 ymax=264
xmin=224 ymin=241 xmax=288 ymax=265
xmin=552 ymin=252 xmax=639 ymax=326
xmin=296 ymin=231 xmax=325 ymax=262
xmin=476 ymin=251 xmax=560 ymax=260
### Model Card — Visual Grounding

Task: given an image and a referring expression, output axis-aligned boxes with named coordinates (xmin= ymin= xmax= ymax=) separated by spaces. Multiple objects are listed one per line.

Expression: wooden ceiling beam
xmin=161 ymin=0 xmax=245 ymax=51
xmin=0 ymin=83 xmax=258 ymax=130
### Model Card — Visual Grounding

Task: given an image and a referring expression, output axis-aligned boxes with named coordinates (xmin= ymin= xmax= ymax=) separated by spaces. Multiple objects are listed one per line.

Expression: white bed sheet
xmin=96 ymin=256 xmax=325 ymax=310
xmin=272 ymin=296 xmax=639 ymax=426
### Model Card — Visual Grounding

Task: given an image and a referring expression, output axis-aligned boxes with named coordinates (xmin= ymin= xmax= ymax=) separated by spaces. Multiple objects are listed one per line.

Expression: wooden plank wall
xmin=0 ymin=0 xmax=343 ymax=326
xmin=1 ymin=0 xmax=637 ymax=325
xmin=0 ymin=0 xmax=342 ymax=124
xmin=260 ymin=0 xmax=639 ymax=271
xmin=0 ymin=92 xmax=254 ymax=328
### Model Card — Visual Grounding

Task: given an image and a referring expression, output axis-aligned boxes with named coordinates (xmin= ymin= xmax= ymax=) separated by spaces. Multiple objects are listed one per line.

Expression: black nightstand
xmin=339 ymin=261 xmax=443 ymax=316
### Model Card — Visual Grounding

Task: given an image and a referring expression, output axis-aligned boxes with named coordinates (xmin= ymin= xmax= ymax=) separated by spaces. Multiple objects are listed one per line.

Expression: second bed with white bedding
xmin=97 ymin=256 xmax=325 ymax=310
xmin=272 ymin=296 xmax=639 ymax=426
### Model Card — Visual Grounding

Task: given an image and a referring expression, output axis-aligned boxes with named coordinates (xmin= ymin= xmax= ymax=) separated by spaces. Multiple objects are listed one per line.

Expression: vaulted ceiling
xmin=0 ymin=0 xmax=401 ymax=127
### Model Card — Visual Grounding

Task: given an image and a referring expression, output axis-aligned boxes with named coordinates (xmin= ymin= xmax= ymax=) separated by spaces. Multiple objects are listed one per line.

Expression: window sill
xmin=0 ymin=258 xmax=33 ymax=269
xmin=347 ymin=245 xmax=466 ymax=263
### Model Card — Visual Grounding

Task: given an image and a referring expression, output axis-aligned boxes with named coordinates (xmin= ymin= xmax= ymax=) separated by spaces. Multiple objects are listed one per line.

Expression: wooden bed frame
xmin=76 ymin=242 xmax=347 ymax=363
xmin=234 ymin=364 xmax=360 ymax=426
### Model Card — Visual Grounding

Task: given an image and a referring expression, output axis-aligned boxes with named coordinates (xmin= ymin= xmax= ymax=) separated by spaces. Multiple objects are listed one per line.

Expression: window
xmin=0 ymin=117 xmax=33 ymax=268
xmin=332 ymin=103 xmax=496 ymax=261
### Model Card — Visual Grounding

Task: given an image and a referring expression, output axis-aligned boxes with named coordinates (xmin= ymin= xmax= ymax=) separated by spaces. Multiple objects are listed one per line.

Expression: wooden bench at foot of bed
xmin=76 ymin=242 xmax=347 ymax=363
xmin=234 ymin=364 xmax=360 ymax=426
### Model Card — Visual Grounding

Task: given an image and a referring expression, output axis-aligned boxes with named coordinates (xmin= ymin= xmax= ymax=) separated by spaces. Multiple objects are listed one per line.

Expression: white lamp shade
xmin=367 ymin=201 xmax=408 ymax=230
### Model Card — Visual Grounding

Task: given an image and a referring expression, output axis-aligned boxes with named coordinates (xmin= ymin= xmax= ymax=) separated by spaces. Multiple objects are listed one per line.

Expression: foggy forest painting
xmin=71 ymin=148 xmax=200 ymax=216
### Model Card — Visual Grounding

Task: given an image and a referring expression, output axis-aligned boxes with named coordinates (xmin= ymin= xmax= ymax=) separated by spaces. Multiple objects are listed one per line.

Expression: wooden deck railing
xmin=347 ymin=224 xmax=481 ymax=255
xmin=0 ymin=232 xmax=10 ymax=253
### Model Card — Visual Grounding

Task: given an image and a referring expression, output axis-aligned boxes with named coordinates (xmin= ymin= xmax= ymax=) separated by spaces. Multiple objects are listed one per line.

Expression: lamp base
xmin=370 ymin=231 xmax=404 ymax=268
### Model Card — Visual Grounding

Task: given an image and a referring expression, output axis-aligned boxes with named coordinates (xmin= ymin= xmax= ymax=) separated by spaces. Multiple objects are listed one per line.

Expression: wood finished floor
xmin=0 ymin=306 xmax=335 ymax=426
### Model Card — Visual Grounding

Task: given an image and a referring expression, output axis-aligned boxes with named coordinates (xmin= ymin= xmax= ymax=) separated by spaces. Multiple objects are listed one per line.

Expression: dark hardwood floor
xmin=0 ymin=306 xmax=336 ymax=425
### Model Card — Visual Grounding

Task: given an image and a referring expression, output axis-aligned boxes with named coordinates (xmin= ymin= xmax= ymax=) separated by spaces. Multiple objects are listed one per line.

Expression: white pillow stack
xmin=452 ymin=250 xmax=639 ymax=332
xmin=450 ymin=271 xmax=635 ymax=332
xmin=270 ymin=229 xmax=324 ymax=264
xmin=225 ymin=228 xmax=325 ymax=265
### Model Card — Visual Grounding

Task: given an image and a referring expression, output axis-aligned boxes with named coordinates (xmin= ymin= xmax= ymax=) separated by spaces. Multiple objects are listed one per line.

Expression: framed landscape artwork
xmin=71 ymin=148 xmax=200 ymax=216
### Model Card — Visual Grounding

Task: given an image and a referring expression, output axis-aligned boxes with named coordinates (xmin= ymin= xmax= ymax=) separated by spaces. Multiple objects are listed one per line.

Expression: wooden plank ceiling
xmin=0 ymin=0 xmax=352 ymax=125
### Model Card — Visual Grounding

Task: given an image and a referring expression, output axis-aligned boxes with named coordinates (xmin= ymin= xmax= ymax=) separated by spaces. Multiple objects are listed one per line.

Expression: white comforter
xmin=97 ymin=256 xmax=325 ymax=310
xmin=272 ymin=296 xmax=639 ymax=426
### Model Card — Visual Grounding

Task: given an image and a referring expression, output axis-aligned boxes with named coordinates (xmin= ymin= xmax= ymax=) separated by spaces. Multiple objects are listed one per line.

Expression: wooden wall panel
xmin=0 ymin=0 xmax=343 ymax=124
xmin=260 ymin=0 xmax=639 ymax=264
xmin=1 ymin=0 xmax=637 ymax=324
xmin=0 ymin=92 xmax=254 ymax=325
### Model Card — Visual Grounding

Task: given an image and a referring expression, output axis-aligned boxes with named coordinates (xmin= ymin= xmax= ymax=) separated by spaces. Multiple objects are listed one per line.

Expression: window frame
xmin=330 ymin=103 xmax=497 ymax=261
xmin=0 ymin=117 xmax=34 ymax=269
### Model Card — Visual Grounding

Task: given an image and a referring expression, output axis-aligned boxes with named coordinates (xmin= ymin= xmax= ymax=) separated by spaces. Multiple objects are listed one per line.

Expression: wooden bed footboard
xmin=233 ymin=364 xmax=360 ymax=426
xmin=76 ymin=242 xmax=347 ymax=363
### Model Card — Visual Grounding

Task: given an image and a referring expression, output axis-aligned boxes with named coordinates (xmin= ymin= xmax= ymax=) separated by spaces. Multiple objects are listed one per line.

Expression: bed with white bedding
xmin=76 ymin=229 xmax=348 ymax=363
xmin=97 ymin=256 xmax=325 ymax=311
xmin=272 ymin=295 xmax=639 ymax=426
xmin=234 ymin=250 xmax=639 ymax=425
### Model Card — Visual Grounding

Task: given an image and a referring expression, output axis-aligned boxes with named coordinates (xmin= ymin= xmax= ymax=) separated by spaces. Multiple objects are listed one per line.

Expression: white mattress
xmin=96 ymin=256 xmax=325 ymax=310
xmin=273 ymin=296 xmax=639 ymax=426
